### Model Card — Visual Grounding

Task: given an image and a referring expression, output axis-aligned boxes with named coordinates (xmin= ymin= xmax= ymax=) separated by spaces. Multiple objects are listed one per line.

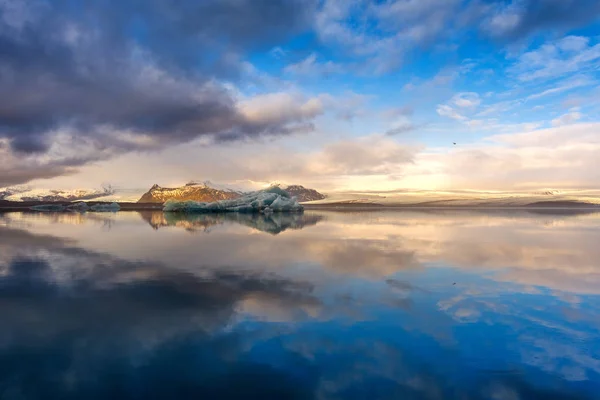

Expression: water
xmin=1 ymin=209 xmax=599 ymax=399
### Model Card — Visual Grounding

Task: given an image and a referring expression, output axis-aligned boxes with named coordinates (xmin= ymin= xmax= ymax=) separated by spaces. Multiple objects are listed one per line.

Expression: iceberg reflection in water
xmin=0 ymin=210 xmax=599 ymax=399
xmin=140 ymin=211 xmax=323 ymax=234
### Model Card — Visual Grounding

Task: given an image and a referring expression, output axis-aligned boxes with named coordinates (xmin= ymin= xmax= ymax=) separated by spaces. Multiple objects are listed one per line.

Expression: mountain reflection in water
xmin=0 ymin=210 xmax=599 ymax=399
xmin=139 ymin=211 xmax=324 ymax=234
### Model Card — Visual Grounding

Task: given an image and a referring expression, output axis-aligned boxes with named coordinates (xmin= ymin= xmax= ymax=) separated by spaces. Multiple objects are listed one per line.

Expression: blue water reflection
xmin=0 ymin=210 xmax=599 ymax=399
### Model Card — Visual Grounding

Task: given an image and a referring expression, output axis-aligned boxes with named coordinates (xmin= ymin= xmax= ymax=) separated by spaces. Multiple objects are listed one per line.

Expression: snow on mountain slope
xmin=138 ymin=182 xmax=242 ymax=203
xmin=0 ymin=186 xmax=115 ymax=202
xmin=163 ymin=187 xmax=303 ymax=213
xmin=279 ymin=185 xmax=326 ymax=202
xmin=137 ymin=182 xmax=326 ymax=204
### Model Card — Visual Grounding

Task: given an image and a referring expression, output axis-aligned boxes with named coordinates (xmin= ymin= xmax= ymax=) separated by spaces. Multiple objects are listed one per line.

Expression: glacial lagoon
xmin=0 ymin=209 xmax=599 ymax=399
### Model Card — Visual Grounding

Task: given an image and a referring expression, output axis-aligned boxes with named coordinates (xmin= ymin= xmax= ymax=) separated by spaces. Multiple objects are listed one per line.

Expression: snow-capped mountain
xmin=0 ymin=187 xmax=24 ymax=200
xmin=137 ymin=182 xmax=242 ymax=203
xmin=0 ymin=186 xmax=115 ymax=202
xmin=278 ymin=185 xmax=326 ymax=202
xmin=137 ymin=182 xmax=327 ymax=204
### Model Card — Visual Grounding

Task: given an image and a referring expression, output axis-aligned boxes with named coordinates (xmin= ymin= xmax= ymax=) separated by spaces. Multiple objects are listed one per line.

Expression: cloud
xmin=551 ymin=110 xmax=583 ymax=126
xmin=312 ymin=135 xmax=418 ymax=176
xmin=509 ymin=36 xmax=600 ymax=82
xmin=436 ymin=92 xmax=484 ymax=123
xmin=451 ymin=92 xmax=481 ymax=108
xmin=237 ymin=92 xmax=324 ymax=134
xmin=0 ymin=138 xmax=108 ymax=187
xmin=319 ymin=91 xmax=373 ymax=121
xmin=382 ymin=106 xmax=414 ymax=119
xmin=385 ymin=123 xmax=420 ymax=136
xmin=269 ymin=46 xmax=288 ymax=59
xmin=195 ymin=135 xmax=419 ymax=184
xmin=476 ymin=99 xmax=523 ymax=117
xmin=404 ymin=68 xmax=460 ymax=92
xmin=384 ymin=108 xmax=421 ymax=136
xmin=483 ymin=0 xmax=600 ymax=42
xmin=436 ymin=104 xmax=468 ymax=122
xmin=313 ymin=0 xmax=600 ymax=74
xmin=407 ymin=123 xmax=600 ymax=190
xmin=0 ymin=0 xmax=319 ymax=185
xmin=314 ymin=0 xmax=463 ymax=74
xmin=283 ymin=53 xmax=344 ymax=76
xmin=526 ymin=74 xmax=597 ymax=100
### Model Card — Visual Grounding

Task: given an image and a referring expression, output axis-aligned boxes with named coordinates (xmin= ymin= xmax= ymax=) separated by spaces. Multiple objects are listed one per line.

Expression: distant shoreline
xmin=303 ymin=201 xmax=600 ymax=210
xmin=0 ymin=201 xmax=162 ymax=212
xmin=2 ymin=199 xmax=600 ymax=213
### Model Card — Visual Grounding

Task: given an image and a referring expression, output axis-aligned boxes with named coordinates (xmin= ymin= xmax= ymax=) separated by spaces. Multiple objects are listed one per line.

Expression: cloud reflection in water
xmin=0 ymin=210 xmax=599 ymax=399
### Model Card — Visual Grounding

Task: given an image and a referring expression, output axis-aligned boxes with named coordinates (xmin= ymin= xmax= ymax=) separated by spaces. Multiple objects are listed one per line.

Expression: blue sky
xmin=1 ymin=0 xmax=600 ymax=193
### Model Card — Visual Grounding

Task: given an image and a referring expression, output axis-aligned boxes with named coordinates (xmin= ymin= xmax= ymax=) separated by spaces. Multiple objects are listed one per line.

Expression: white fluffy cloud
xmin=436 ymin=92 xmax=483 ymax=122
xmin=451 ymin=92 xmax=481 ymax=108
xmin=436 ymin=104 xmax=468 ymax=121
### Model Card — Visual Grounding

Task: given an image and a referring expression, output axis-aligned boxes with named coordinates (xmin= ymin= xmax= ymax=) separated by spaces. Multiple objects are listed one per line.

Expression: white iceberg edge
xmin=163 ymin=187 xmax=303 ymax=213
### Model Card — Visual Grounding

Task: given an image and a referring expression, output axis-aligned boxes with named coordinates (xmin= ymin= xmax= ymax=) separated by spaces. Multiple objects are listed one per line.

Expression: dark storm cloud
xmin=0 ymin=146 xmax=108 ymax=187
xmin=0 ymin=160 xmax=78 ymax=188
xmin=0 ymin=0 xmax=317 ymax=184
xmin=484 ymin=0 xmax=600 ymax=41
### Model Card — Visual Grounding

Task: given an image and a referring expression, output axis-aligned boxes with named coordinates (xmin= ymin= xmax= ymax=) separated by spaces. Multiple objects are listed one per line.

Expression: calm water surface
xmin=1 ymin=210 xmax=599 ymax=399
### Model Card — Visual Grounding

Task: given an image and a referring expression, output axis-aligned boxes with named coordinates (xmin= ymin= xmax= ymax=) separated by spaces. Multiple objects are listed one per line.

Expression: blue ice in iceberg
xmin=30 ymin=204 xmax=67 ymax=212
xmin=67 ymin=202 xmax=90 ymax=212
xmin=163 ymin=187 xmax=303 ymax=213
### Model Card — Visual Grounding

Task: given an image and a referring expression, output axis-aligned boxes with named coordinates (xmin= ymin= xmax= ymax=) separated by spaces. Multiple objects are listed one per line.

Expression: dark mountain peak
xmin=283 ymin=185 xmax=326 ymax=202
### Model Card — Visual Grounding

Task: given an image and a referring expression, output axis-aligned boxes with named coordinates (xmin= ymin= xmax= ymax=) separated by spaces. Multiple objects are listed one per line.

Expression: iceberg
xmin=30 ymin=202 xmax=119 ymax=212
xmin=30 ymin=204 xmax=67 ymax=212
xmin=66 ymin=202 xmax=90 ymax=212
xmin=90 ymin=202 xmax=120 ymax=212
xmin=163 ymin=187 xmax=303 ymax=213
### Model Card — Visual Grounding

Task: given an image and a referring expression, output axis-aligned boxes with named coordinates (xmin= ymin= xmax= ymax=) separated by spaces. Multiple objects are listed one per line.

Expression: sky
xmin=1 ymin=0 xmax=600 ymax=194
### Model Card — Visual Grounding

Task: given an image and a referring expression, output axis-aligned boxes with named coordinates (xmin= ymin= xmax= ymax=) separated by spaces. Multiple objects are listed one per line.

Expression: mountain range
xmin=137 ymin=182 xmax=326 ymax=203
xmin=0 ymin=186 xmax=115 ymax=202
xmin=4 ymin=182 xmax=600 ymax=208
xmin=137 ymin=183 xmax=241 ymax=203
